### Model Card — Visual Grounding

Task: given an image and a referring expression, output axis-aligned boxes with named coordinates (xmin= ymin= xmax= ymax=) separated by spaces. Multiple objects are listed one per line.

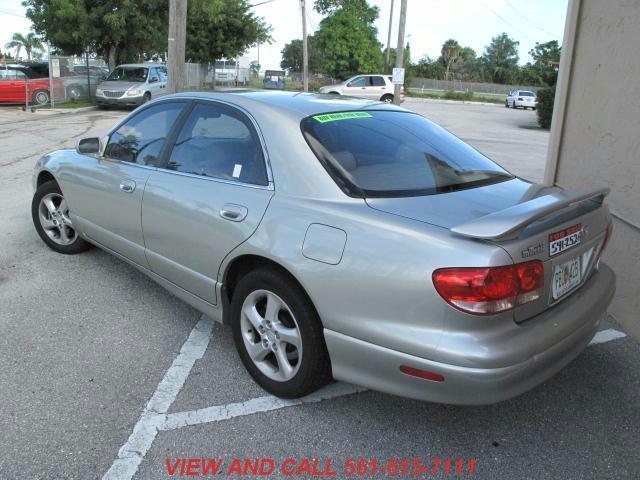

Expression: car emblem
xmin=522 ymin=243 xmax=543 ymax=258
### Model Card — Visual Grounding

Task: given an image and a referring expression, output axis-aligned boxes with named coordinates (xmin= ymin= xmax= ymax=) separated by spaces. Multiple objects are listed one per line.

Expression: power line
xmin=504 ymin=0 xmax=562 ymax=40
xmin=0 ymin=8 xmax=27 ymax=18
xmin=478 ymin=0 xmax=531 ymax=41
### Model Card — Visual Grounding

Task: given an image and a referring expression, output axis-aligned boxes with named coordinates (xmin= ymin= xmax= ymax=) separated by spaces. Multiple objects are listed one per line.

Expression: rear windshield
xmin=107 ymin=67 xmax=148 ymax=82
xmin=301 ymin=110 xmax=513 ymax=198
xmin=519 ymin=91 xmax=535 ymax=96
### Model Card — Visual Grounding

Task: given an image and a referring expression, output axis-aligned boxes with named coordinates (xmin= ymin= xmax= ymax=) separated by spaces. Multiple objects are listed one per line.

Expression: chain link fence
xmin=46 ymin=56 xmax=109 ymax=107
xmin=409 ymin=77 xmax=539 ymax=96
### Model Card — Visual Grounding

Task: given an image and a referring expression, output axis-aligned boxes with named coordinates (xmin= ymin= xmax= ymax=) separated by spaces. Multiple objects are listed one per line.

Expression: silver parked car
xmin=31 ymin=92 xmax=615 ymax=404
xmin=506 ymin=89 xmax=538 ymax=109
xmin=95 ymin=63 xmax=167 ymax=108
xmin=319 ymin=74 xmax=404 ymax=103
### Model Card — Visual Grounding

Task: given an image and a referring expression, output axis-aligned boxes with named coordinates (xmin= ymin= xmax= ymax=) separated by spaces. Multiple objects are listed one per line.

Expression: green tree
xmin=314 ymin=0 xmax=383 ymax=80
xmin=5 ymin=32 xmax=44 ymax=61
xmin=280 ymin=37 xmax=320 ymax=72
xmin=440 ymin=39 xmax=460 ymax=81
xmin=249 ymin=60 xmax=261 ymax=78
xmin=412 ymin=55 xmax=445 ymax=79
xmin=481 ymin=32 xmax=520 ymax=84
xmin=521 ymin=40 xmax=561 ymax=86
xmin=185 ymin=0 xmax=271 ymax=64
xmin=24 ymin=0 xmax=168 ymax=69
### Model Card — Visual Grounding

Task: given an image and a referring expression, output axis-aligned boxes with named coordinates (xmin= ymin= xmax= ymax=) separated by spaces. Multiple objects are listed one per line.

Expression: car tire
xmin=31 ymin=180 xmax=91 ymax=255
xmin=505 ymin=101 xmax=509 ymax=108
xmin=67 ymin=85 xmax=85 ymax=100
xmin=381 ymin=94 xmax=394 ymax=103
xmin=230 ymin=267 xmax=332 ymax=398
xmin=32 ymin=89 xmax=50 ymax=105
xmin=142 ymin=92 xmax=151 ymax=103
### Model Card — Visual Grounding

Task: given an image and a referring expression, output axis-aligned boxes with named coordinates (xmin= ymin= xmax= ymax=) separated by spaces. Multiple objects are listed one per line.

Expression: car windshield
xmin=520 ymin=91 xmax=535 ymax=96
xmin=301 ymin=110 xmax=513 ymax=198
xmin=106 ymin=67 xmax=148 ymax=82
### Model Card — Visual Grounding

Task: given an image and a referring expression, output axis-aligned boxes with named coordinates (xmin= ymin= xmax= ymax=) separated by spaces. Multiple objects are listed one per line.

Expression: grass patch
xmin=35 ymin=99 xmax=96 ymax=109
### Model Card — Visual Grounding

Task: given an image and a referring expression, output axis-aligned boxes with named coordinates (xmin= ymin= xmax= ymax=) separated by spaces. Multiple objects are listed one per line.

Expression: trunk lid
xmin=367 ymin=178 xmax=611 ymax=322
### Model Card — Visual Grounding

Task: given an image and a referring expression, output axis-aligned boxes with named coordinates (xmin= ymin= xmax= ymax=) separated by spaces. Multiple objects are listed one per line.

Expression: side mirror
xmin=149 ymin=76 xmax=159 ymax=83
xmin=346 ymin=82 xmax=352 ymax=87
xmin=77 ymin=137 xmax=100 ymax=155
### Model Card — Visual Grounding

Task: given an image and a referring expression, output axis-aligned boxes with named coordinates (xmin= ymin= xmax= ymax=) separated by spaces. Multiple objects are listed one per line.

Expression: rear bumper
xmin=325 ymin=263 xmax=615 ymax=405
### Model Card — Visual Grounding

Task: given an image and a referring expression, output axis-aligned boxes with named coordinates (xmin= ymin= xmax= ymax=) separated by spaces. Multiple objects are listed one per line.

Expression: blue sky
xmin=1 ymin=0 xmax=568 ymax=70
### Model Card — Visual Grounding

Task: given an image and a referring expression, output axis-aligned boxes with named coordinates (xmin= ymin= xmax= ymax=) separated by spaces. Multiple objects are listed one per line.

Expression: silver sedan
xmin=31 ymin=92 xmax=615 ymax=404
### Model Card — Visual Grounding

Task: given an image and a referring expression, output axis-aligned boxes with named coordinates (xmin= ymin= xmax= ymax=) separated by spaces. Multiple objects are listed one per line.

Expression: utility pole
xmin=393 ymin=0 xmax=407 ymax=105
xmin=385 ymin=0 xmax=395 ymax=73
xmin=167 ymin=0 xmax=187 ymax=94
xmin=301 ymin=0 xmax=309 ymax=92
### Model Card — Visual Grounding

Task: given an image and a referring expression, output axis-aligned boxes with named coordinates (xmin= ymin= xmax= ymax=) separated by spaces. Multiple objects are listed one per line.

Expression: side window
xmin=104 ymin=102 xmax=186 ymax=165
xmin=149 ymin=68 xmax=160 ymax=82
xmin=166 ymin=103 xmax=268 ymax=186
xmin=371 ymin=76 xmax=385 ymax=87
xmin=0 ymin=69 xmax=24 ymax=80
xmin=349 ymin=76 xmax=367 ymax=87
xmin=157 ymin=67 xmax=168 ymax=82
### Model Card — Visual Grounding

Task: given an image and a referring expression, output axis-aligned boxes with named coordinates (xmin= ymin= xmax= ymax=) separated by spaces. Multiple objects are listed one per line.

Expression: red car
xmin=0 ymin=63 xmax=64 ymax=105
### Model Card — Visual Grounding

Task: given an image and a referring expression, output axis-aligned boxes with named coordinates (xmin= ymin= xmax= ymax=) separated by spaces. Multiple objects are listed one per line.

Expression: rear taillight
xmin=432 ymin=260 xmax=544 ymax=315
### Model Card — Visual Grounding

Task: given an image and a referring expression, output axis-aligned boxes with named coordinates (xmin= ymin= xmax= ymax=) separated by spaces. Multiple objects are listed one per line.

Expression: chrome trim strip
xmin=151 ymin=167 xmax=275 ymax=191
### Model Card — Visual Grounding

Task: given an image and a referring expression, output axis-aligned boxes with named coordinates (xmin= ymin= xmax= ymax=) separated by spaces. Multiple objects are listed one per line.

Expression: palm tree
xmin=5 ymin=32 xmax=44 ymax=61
xmin=441 ymin=39 xmax=461 ymax=81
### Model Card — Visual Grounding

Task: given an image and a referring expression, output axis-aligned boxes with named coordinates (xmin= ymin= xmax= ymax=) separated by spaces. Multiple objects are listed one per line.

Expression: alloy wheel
xmin=38 ymin=193 xmax=77 ymax=246
xmin=240 ymin=289 xmax=302 ymax=382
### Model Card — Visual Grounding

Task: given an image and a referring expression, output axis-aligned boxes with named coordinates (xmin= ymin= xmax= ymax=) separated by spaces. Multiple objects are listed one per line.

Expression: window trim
xmin=155 ymin=98 xmax=274 ymax=190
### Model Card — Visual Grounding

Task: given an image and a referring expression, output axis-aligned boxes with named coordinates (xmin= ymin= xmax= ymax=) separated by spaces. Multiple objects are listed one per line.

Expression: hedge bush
xmin=443 ymin=89 xmax=474 ymax=101
xmin=536 ymin=85 xmax=556 ymax=129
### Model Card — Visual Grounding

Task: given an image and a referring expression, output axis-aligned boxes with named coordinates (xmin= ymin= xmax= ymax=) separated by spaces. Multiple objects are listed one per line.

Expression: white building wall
xmin=546 ymin=0 xmax=640 ymax=339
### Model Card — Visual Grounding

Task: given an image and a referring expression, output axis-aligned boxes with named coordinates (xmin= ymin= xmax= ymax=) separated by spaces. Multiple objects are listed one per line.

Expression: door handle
xmin=219 ymin=204 xmax=248 ymax=222
xmin=119 ymin=180 xmax=136 ymax=193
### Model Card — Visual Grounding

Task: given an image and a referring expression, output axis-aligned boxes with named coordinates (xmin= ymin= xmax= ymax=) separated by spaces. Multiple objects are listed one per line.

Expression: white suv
xmin=506 ymin=90 xmax=537 ymax=110
xmin=319 ymin=74 xmax=404 ymax=103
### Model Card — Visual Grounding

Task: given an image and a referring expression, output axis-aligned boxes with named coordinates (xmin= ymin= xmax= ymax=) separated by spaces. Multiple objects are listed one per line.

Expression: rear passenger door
xmin=142 ymin=101 xmax=274 ymax=305
xmin=369 ymin=75 xmax=388 ymax=101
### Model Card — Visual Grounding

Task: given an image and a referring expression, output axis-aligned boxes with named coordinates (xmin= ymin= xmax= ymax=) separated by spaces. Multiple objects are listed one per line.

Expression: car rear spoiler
xmin=450 ymin=187 xmax=610 ymax=240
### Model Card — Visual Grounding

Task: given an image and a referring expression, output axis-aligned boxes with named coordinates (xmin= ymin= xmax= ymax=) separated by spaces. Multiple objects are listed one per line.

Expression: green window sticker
xmin=313 ymin=111 xmax=373 ymax=123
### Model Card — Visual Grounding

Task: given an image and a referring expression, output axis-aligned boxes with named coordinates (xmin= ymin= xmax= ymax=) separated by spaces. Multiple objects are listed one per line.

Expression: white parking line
xmin=162 ymin=382 xmax=366 ymax=431
xmin=589 ymin=328 xmax=627 ymax=345
xmin=103 ymin=315 xmax=214 ymax=480
xmin=103 ymin=322 xmax=627 ymax=480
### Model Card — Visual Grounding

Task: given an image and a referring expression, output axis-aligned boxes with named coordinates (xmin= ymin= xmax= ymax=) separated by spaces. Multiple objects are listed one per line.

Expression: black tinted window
xmin=371 ymin=76 xmax=385 ymax=86
xmin=519 ymin=91 xmax=535 ymax=97
xmin=166 ymin=103 xmax=268 ymax=186
xmin=301 ymin=111 xmax=512 ymax=197
xmin=105 ymin=102 xmax=185 ymax=165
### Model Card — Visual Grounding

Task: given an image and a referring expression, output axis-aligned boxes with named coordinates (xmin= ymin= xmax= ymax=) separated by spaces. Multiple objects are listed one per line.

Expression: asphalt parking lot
xmin=0 ymin=99 xmax=637 ymax=480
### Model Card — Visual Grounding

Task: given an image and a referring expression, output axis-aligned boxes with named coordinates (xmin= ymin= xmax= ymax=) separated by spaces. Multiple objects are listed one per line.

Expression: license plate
xmin=552 ymin=257 xmax=581 ymax=300
xmin=549 ymin=224 xmax=582 ymax=256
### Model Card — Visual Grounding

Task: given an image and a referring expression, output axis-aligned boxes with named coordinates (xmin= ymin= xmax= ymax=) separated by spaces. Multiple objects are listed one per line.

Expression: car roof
xmin=166 ymin=90 xmax=407 ymax=120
